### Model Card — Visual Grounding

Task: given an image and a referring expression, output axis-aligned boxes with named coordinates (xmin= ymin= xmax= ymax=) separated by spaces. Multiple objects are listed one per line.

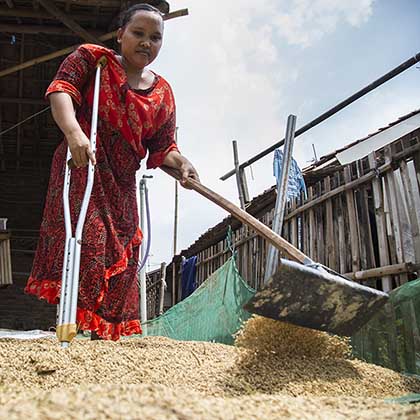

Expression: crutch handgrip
xmin=66 ymin=56 xmax=107 ymax=171
xmin=67 ymin=159 xmax=77 ymax=169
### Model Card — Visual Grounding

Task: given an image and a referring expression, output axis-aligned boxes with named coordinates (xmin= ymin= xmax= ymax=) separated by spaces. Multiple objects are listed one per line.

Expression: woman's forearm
xmin=163 ymin=150 xmax=189 ymax=169
xmin=49 ymin=92 xmax=82 ymax=137
xmin=49 ymin=92 xmax=95 ymax=167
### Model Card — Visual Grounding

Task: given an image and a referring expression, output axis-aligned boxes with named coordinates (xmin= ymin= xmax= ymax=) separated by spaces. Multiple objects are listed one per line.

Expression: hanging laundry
xmin=181 ymin=256 xmax=198 ymax=299
xmin=273 ymin=149 xmax=307 ymax=200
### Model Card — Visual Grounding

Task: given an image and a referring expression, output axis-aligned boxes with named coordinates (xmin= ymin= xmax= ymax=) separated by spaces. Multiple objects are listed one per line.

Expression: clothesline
xmin=0 ymin=106 xmax=50 ymax=137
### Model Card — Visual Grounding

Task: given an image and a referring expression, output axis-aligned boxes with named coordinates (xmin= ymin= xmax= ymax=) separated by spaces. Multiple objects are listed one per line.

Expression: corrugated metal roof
xmin=303 ymin=108 xmax=420 ymax=173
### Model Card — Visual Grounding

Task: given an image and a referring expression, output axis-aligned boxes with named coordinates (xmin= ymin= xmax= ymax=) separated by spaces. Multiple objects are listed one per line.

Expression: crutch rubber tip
xmin=56 ymin=323 xmax=77 ymax=342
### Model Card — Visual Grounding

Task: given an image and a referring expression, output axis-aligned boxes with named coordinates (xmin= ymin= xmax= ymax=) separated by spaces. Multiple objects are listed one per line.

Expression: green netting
xmin=385 ymin=393 xmax=420 ymax=405
xmin=352 ymin=279 xmax=420 ymax=375
xmin=141 ymin=257 xmax=256 ymax=345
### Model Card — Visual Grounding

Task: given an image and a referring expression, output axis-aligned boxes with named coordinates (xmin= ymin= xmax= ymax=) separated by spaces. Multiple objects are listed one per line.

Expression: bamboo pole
xmin=158 ymin=262 xmax=167 ymax=316
xmin=384 ymin=147 xmax=407 ymax=285
xmin=399 ymin=159 xmax=420 ymax=264
xmin=233 ymin=140 xmax=246 ymax=210
xmin=325 ymin=176 xmax=336 ymax=269
xmin=368 ymin=152 xmax=392 ymax=291
xmin=344 ymin=166 xmax=360 ymax=273
xmin=345 ymin=262 xmax=419 ymax=281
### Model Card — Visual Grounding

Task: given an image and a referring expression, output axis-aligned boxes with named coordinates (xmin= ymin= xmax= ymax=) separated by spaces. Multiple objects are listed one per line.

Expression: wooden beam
xmin=345 ymin=262 xmax=420 ymax=281
xmin=0 ymin=7 xmax=102 ymax=21
xmin=53 ymin=0 xmax=120 ymax=6
xmin=0 ymin=9 xmax=189 ymax=78
xmin=37 ymin=0 xmax=103 ymax=44
xmin=0 ymin=23 xmax=102 ymax=36
xmin=16 ymin=33 xmax=25 ymax=171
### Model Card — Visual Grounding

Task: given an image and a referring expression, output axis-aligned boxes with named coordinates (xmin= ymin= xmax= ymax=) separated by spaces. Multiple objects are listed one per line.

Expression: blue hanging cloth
xmin=181 ymin=256 xmax=198 ymax=299
xmin=273 ymin=149 xmax=307 ymax=200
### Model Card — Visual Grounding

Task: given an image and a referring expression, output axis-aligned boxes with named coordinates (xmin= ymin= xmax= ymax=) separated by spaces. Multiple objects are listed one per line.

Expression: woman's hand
xmin=178 ymin=159 xmax=200 ymax=189
xmin=163 ymin=150 xmax=199 ymax=189
xmin=66 ymin=128 xmax=96 ymax=168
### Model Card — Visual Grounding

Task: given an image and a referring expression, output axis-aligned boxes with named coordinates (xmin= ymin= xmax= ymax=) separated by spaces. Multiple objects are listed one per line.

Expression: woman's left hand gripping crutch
xmin=56 ymin=57 xmax=107 ymax=348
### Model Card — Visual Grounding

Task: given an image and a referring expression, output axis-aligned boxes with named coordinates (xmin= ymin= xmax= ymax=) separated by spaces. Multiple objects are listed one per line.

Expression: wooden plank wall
xmin=184 ymin=133 xmax=420 ymax=295
xmin=0 ymin=232 xmax=13 ymax=286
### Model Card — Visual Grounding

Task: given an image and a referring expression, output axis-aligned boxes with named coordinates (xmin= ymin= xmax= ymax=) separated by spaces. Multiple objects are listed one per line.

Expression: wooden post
xmin=158 ymin=262 xmax=167 ymax=315
xmin=368 ymin=152 xmax=392 ymax=291
xmin=233 ymin=140 xmax=246 ymax=210
xmin=325 ymin=176 xmax=336 ymax=269
xmin=264 ymin=114 xmax=297 ymax=282
xmin=361 ymin=183 xmax=376 ymax=268
xmin=290 ymin=197 xmax=298 ymax=248
xmin=399 ymin=159 xmax=420 ymax=264
xmin=383 ymin=146 xmax=407 ymax=285
xmin=239 ymin=168 xmax=250 ymax=204
xmin=0 ymin=111 xmax=5 ymax=171
xmin=337 ymin=192 xmax=347 ymax=274
xmin=344 ymin=166 xmax=360 ymax=273
xmin=0 ymin=232 xmax=13 ymax=286
xmin=413 ymin=151 xmax=420 ymax=192
xmin=171 ymin=260 xmax=176 ymax=306
xmin=16 ymin=34 xmax=25 ymax=171
xmin=308 ymin=186 xmax=316 ymax=261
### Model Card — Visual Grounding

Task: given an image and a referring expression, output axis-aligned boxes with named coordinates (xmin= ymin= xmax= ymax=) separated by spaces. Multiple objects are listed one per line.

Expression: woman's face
xmin=117 ymin=11 xmax=163 ymax=71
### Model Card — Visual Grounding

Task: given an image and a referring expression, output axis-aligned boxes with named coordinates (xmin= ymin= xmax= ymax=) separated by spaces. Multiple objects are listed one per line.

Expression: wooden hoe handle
xmin=160 ymin=166 xmax=308 ymax=264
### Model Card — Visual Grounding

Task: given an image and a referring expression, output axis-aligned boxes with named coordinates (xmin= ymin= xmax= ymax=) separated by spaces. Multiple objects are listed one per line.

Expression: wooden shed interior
xmin=0 ymin=0 xmax=175 ymax=328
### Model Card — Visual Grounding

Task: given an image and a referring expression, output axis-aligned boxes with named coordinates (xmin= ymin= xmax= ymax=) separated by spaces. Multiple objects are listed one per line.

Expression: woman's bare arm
xmin=49 ymin=92 xmax=96 ymax=167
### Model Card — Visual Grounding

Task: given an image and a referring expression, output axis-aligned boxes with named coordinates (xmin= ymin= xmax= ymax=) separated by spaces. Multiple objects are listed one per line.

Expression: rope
xmin=0 ymin=106 xmax=51 ymax=137
xmin=226 ymin=225 xmax=236 ymax=258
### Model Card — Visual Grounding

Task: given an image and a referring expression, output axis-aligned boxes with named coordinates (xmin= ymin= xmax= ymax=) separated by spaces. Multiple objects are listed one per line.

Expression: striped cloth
xmin=273 ymin=149 xmax=307 ymax=200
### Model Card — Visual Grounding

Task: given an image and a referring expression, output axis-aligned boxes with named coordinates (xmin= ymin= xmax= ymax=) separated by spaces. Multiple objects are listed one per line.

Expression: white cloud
xmin=274 ymin=0 xmax=375 ymax=47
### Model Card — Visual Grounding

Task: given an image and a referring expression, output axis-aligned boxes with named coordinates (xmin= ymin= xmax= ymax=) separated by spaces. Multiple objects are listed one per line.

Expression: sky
xmin=137 ymin=0 xmax=420 ymax=270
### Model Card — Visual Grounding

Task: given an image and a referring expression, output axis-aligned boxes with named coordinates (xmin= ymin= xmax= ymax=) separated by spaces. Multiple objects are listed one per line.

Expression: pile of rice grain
xmin=0 ymin=315 xmax=419 ymax=419
xmin=235 ymin=315 xmax=351 ymax=358
xmin=2 ymin=383 xmax=420 ymax=420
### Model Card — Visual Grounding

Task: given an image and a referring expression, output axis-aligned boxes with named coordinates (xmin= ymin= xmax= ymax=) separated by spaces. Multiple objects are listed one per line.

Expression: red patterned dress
xmin=25 ymin=44 xmax=178 ymax=340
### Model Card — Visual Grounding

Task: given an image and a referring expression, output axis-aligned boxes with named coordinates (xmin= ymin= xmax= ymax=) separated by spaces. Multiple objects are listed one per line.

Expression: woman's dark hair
xmin=119 ymin=3 xmax=164 ymax=28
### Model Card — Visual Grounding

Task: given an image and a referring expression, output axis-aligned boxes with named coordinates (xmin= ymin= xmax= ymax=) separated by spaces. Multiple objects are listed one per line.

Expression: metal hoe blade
xmin=244 ymin=259 xmax=389 ymax=336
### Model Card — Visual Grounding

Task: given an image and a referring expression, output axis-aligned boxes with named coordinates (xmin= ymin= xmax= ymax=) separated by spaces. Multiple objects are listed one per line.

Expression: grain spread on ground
xmin=1 ymin=316 xmax=419 ymax=419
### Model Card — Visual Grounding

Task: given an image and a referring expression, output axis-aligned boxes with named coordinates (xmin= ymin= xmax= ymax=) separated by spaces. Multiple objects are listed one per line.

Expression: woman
xmin=25 ymin=3 xmax=199 ymax=340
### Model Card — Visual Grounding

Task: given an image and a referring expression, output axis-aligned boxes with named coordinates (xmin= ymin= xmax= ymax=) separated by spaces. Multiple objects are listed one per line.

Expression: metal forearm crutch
xmin=56 ymin=57 xmax=106 ymax=348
